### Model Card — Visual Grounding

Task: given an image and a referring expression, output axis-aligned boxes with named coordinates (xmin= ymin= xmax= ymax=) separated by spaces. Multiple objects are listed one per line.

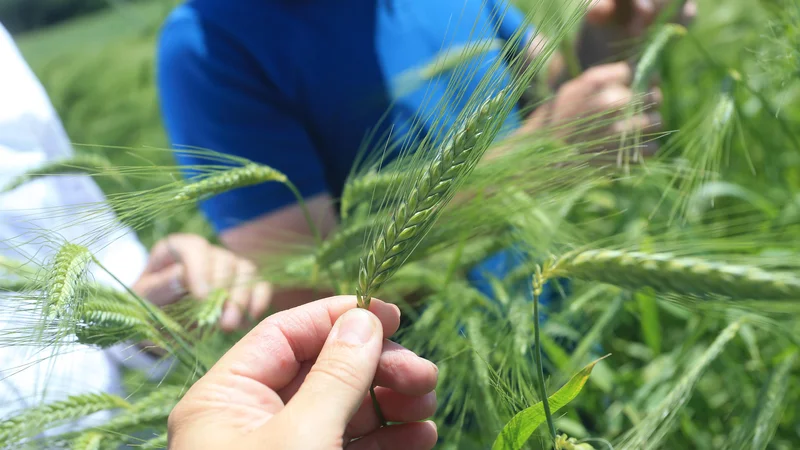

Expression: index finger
xmin=207 ymin=295 xmax=401 ymax=392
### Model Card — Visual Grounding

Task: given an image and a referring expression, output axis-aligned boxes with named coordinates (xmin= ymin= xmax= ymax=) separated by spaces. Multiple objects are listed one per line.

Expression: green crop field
xmin=2 ymin=1 xmax=800 ymax=449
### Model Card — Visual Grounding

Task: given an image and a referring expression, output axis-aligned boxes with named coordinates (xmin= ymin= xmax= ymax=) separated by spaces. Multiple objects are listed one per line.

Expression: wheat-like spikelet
xmin=194 ymin=288 xmax=228 ymax=328
xmin=0 ymin=393 xmax=130 ymax=447
xmin=101 ymin=386 xmax=184 ymax=434
xmin=728 ymin=351 xmax=798 ymax=450
xmin=632 ymin=24 xmax=687 ymax=94
xmin=71 ymin=431 xmax=105 ymax=450
xmin=75 ymin=304 xmax=160 ymax=349
xmin=173 ymin=163 xmax=287 ymax=202
xmin=340 ymin=171 xmax=397 ymax=218
xmin=356 ymin=91 xmax=508 ymax=307
xmin=618 ymin=320 xmax=742 ymax=450
xmin=550 ymin=249 xmax=800 ymax=300
xmin=46 ymin=243 xmax=93 ymax=318
xmin=0 ymin=153 xmax=119 ymax=193
xmin=139 ymin=434 xmax=168 ymax=450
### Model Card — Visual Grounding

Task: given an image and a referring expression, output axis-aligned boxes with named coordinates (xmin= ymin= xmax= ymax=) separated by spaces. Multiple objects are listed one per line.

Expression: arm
xmin=157 ymin=12 xmax=338 ymax=313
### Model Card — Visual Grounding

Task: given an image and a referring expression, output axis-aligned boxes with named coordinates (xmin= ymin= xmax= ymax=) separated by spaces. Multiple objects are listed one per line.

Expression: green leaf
xmin=491 ymin=357 xmax=605 ymax=450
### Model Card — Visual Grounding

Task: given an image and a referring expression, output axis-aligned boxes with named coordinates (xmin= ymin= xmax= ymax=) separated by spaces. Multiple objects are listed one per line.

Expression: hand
xmin=587 ymin=0 xmax=697 ymax=36
xmin=579 ymin=0 xmax=697 ymax=68
xmin=523 ymin=62 xmax=662 ymax=158
xmin=132 ymin=233 xmax=271 ymax=331
xmin=168 ymin=296 xmax=439 ymax=450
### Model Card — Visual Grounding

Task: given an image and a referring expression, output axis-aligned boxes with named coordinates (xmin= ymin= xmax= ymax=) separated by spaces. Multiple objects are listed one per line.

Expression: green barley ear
xmin=0 ymin=393 xmax=130 ymax=447
xmin=99 ymin=386 xmax=184 ymax=436
xmin=356 ymin=90 xmax=509 ymax=307
xmin=71 ymin=431 xmax=105 ymax=450
xmin=172 ymin=163 xmax=287 ymax=202
xmin=173 ymin=162 xmax=321 ymax=244
xmin=550 ymin=249 xmax=800 ymax=300
xmin=618 ymin=23 xmax=687 ymax=169
xmin=617 ymin=319 xmax=742 ymax=450
xmin=193 ymin=288 xmax=228 ymax=328
xmin=75 ymin=298 xmax=164 ymax=349
xmin=727 ymin=351 xmax=798 ymax=450
xmin=632 ymin=24 xmax=687 ymax=95
xmin=45 ymin=243 xmax=93 ymax=319
xmin=0 ymin=153 xmax=121 ymax=193
xmin=140 ymin=434 xmax=168 ymax=450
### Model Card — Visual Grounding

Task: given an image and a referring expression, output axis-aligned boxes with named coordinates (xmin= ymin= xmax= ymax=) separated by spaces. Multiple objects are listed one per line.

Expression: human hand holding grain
xmin=132 ymin=233 xmax=272 ymax=331
xmin=579 ymin=0 xmax=697 ymax=68
xmin=520 ymin=61 xmax=662 ymax=159
xmin=167 ymin=296 xmax=439 ymax=450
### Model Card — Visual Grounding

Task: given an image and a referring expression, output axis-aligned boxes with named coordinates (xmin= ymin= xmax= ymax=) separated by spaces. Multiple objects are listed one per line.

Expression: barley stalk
xmin=632 ymin=24 xmax=687 ymax=94
xmin=356 ymin=90 xmax=508 ymax=307
xmin=173 ymin=163 xmax=287 ymax=202
xmin=0 ymin=393 xmax=130 ymax=447
xmin=550 ymin=249 xmax=800 ymax=300
xmin=618 ymin=319 xmax=742 ymax=450
xmin=1 ymin=153 xmax=120 ymax=193
xmin=728 ymin=351 xmax=798 ymax=450
xmin=46 ymin=243 xmax=92 ymax=318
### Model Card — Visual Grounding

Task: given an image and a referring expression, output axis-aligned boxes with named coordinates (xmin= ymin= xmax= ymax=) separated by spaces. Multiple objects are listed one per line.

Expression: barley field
xmin=2 ymin=0 xmax=799 ymax=449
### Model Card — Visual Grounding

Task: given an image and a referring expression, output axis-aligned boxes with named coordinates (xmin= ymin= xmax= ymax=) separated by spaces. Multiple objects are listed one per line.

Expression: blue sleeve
xmin=487 ymin=0 xmax=535 ymax=53
xmin=157 ymin=9 xmax=327 ymax=233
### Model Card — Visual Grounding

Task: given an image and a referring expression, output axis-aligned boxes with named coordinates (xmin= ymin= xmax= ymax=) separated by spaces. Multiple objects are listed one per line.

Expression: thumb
xmin=278 ymin=308 xmax=384 ymax=431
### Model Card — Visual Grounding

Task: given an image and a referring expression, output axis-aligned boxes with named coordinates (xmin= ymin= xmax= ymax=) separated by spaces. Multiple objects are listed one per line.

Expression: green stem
xmin=370 ymin=386 xmax=387 ymax=427
xmin=532 ymin=268 xmax=557 ymax=444
xmin=93 ymin=257 xmax=206 ymax=375
xmin=560 ymin=37 xmax=582 ymax=79
xmin=284 ymin=180 xmax=344 ymax=293
xmin=683 ymin=33 xmax=800 ymax=150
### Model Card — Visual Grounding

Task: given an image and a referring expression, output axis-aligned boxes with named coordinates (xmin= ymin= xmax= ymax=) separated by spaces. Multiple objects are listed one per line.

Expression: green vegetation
xmin=2 ymin=0 xmax=800 ymax=449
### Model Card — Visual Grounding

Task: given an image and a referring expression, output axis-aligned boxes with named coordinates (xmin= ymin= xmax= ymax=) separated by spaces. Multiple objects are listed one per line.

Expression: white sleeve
xmin=0 ymin=22 xmax=166 ymax=391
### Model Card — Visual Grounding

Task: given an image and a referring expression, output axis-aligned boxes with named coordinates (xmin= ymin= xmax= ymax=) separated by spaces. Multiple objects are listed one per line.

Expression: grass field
xmin=3 ymin=1 xmax=800 ymax=449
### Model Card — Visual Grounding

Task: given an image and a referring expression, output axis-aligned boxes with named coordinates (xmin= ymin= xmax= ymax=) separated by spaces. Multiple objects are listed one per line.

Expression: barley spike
xmin=633 ymin=24 xmax=686 ymax=93
xmin=173 ymin=163 xmax=287 ymax=202
xmin=47 ymin=243 xmax=92 ymax=318
xmin=619 ymin=320 xmax=742 ymax=450
xmin=140 ymin=434 xmax=168 ymax=450
xmin=71 ymin=432 xmax=105 ymax=450
xmin=356 ymin=90 xmax=508 ymax=307
xmin=0 ymin=393 xmax=130 ymax=447
xmin=551 ymin=249 xmax=800 ymax=300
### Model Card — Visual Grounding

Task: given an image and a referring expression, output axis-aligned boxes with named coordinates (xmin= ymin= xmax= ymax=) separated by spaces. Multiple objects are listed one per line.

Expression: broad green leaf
xmin=491 ymin=357 xmax=604 ymax=450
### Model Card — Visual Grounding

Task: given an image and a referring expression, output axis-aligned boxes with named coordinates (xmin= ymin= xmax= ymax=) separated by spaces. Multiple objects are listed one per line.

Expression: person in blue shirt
xmin=157 ymin=0 xmax=695 ymax=327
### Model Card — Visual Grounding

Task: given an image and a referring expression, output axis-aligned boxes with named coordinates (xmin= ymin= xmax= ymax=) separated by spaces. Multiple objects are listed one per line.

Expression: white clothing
xmin=0 ymin=22 xmax=157 ymax=426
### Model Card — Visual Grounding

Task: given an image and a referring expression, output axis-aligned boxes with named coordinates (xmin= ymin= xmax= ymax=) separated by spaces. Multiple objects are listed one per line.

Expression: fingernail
xmin=429 ymin=360 xmax=440 ymax=375
xmin=335 ymin=308 xmax=375 ymax=345
xmin=425 ymin=420 xmax=438 ymax=432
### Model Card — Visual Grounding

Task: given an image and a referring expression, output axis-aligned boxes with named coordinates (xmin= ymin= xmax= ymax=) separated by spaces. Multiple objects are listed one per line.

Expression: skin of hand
xmin=520 ymin=61 xmax=662 ymax=158
xmin=132 ymin=233 xmax=272 ymax=332
xmin=167 ymin=296 xmax=439 ymax=450
xmin=579 ymin=0 xmax=698 ymax=68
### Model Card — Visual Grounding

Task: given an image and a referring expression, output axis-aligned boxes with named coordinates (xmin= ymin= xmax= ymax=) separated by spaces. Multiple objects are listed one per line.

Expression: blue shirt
xmin=157 ymin=0 xmax=533 ymax=232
